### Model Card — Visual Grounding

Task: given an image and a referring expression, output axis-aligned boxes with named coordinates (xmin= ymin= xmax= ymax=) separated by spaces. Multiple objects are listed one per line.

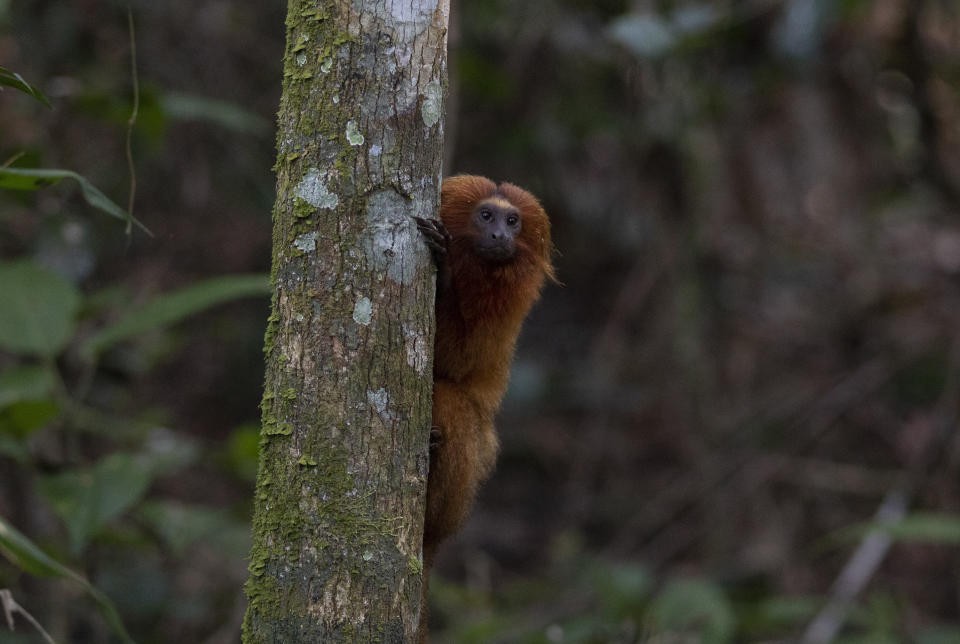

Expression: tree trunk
xmin=243 ymin=1 xmax=448 ymax=641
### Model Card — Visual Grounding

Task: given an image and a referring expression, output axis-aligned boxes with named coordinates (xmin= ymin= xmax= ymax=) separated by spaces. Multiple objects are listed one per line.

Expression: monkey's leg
xmin=420 ymin=380 xmax=498 ymax=643
xmin=423 ymin=379 xmax=499 ymax=550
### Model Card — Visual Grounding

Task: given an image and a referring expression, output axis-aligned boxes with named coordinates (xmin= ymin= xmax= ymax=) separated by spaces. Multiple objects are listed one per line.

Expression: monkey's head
xmin=469 ymin=195 xmax=520 ymax=263
xmin=440 ymin=175 xmax=555 ymax=279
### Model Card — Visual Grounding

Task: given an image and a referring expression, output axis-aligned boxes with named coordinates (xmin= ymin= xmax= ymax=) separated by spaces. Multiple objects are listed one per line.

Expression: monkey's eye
xmin=507 ymin=215 xmax=519 ymax=226
xmin=480 ymin=210 xmax=492 ymax=221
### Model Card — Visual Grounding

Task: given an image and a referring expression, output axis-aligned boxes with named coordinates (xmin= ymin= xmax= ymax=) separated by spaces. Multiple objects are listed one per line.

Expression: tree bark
xmin=243 ymin=1 xmax=448 ymax=641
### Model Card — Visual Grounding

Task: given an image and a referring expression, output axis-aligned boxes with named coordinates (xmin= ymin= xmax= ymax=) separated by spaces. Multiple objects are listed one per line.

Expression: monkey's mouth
xmin=473 ymin=241 xmax=515 ymax=263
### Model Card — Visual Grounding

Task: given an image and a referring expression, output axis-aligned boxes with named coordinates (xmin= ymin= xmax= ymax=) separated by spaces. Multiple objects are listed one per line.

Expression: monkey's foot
xmin=429 ymin=427 xmax=443 ymax=451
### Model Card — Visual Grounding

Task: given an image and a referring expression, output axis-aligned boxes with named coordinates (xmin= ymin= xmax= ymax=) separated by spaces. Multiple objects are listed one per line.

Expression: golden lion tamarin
xmin=415 ymin=175 xmax=554 ymax=638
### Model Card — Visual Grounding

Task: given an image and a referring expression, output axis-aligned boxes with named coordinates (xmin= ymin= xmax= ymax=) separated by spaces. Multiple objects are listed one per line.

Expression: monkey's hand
xmin=414 ymin=217 xmax=452 ymax=292
xmin=414 ymin=217 xmax=450 ymax=261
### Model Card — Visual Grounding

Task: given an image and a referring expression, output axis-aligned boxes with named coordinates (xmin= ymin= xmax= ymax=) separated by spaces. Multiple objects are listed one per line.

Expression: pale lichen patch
xmin=420 ymin=80 xmax=443 ymax=128
xmin=346 ymin=120 xmax=365 ymax=146
xmin=385 ymin=0 xmax=435 ymax=30
xmin=293 ymin=232 xmax=319 ymax=252
xmin=352 ymin=296 xmax=372 ymax=326
xmin=367 ymin=388 xmax=392 ymax=419
xmin=403 ymin=324 xmax=428 ymax=376
xmin=295 ymin=167 xmax=339 ymax=209
xmin=363 ymin=190 xmax=426 ymax=285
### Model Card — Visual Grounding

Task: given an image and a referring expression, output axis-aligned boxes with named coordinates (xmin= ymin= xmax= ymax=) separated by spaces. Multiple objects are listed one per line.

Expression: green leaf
xmin=0 ymin=260 xmax=80 ymax=357
xmin=0 ymin=399 xmax=61 ymax=438
xmin=918 ymin=625 xmax=960 ymax=644
xmin=593 ymin=560 xmax=653 ymax=618
xmin=0 ymin=167 xmax=149 ymax=234
xmin=740 ymin=595 xmax=823 ymax=637
xmin=0 ymin=514 xmax=84 ymax=580
xmin=137 ymin=428 xmax=200 ymax=477
xmin=836 ymin=513 xmax=960 ymax=545
xmin=37 ymin=452 xmax=153 ymax=554
xmin=0 ymin=66 xmax=51 ymax=108
xmin=647 ymin=578 xmax=735 ymax=644
xmin=225 ymin=423 xmax=261 ymax=481
xmin=608 ymin=14 xmax=676 ymax=58
xmin=81 ymin=273 xmax=271 ymax=357
xmin=0 ymin=435 xmax=29 ymax=463
xmin=0 ymin=514 xmax=135 ymax=643
xmin=162 ymin=92 xmax=271 ymax=136
xmin=0 ymin=364 xmax=56 ymax=409
xmin=883 ymin=513 xmax=960 ymax=543
xmin=138 ymin=501 xmax=227 ymax=557
xmin=608 ymin=5 xmax=722 ymax=59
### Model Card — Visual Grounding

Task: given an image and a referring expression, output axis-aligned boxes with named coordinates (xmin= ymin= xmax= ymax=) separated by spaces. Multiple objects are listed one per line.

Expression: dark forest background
xmin=2 ymin=1 xmax=960 ymax=642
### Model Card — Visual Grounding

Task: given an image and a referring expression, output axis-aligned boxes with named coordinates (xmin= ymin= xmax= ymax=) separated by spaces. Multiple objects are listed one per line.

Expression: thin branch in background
xmin=1 ymin=589 xmax=57 ymax=644
xmin=612 ymin=357 xmax=894 ymax=560
xmin=560 ymin=237 xmax=672 ymax=524
xmin=902 ymin=0 xmax=960 ymax=204
xmin=1 ymin=151 xmax=25 ymax=168
xmin=200 ymin=593 xmax=245 ymax=644
xmin=802 ymin=339 xmax=960 ymax=643
xmin=801 ymin=489 xmax=908 ymax=644
xmin=124 ymin=5 xmax=139 ymax=234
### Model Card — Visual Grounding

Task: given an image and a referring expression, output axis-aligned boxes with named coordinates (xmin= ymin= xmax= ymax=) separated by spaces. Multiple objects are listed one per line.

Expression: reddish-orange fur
xmin=419 ymin=175 xmax=554 ymax=638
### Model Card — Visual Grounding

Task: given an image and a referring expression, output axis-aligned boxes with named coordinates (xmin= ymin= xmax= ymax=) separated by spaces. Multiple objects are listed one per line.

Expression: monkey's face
xmin=470 ymin=197 xmax=521 ymax=263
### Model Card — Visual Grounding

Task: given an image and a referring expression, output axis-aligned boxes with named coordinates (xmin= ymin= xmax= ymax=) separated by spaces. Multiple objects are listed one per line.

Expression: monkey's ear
xmin=497 ymin=184 xmax=551 ymax=265
xmin=542 ymin=244 xmax=560 ymax=284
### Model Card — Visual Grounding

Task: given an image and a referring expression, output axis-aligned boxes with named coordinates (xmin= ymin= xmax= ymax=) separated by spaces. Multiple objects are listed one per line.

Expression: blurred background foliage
xmin=1 ymin=0 xmax=960 ymax=642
